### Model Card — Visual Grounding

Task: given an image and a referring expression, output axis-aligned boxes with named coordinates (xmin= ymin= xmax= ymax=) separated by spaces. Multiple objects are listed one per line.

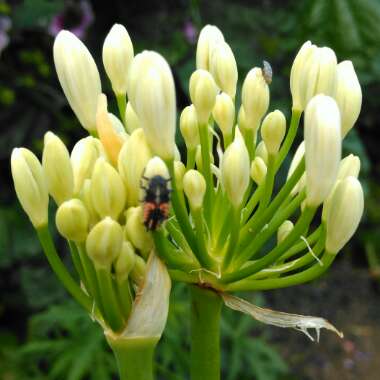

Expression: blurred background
xmin=1 ymin=0 xmax=380 ymax=379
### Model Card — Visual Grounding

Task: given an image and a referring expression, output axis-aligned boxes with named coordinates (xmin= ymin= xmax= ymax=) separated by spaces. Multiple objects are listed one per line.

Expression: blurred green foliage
xmin=1 ymin=0 xmax=380 ymax=379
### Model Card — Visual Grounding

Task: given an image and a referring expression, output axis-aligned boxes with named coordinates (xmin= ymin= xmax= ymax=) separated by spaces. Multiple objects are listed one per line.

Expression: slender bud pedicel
xmin=325 ymin=177 xmax=364 ymax=254
xmin=334 ymin=61 xmax=362 ymax=137
xmin=128 ymin=51 xmax=176 ymax=160
xmin=304 ymin=95 xmax=341 ymax=207
xmin=260 ymin=110 xmax=286 ymax=155
xmin=212 ymin=92 xmax=235 ymax=137
xmin=180 ymin=105 xmax=200 ymax=150
xmin=11 ymin=148 xmax=49 ymax=228
xmin=56 ymin=199 xmax=89 ymax=242
xmin=102 ymin=24 xmax=134 ymax=96
xmin=183 ymin=170 xmax=206 ymax=209
xmin=42 ymin=132 xmax=73 ymax=205
xmin=53 ymin=31 xmax=101 ymax=132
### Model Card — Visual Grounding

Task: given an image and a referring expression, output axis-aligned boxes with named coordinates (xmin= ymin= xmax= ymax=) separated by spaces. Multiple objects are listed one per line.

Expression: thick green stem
xmin=107 ymin=336 xmax=158 ymax=380
xmin=190 ymin=286 xmax=222 ymax=380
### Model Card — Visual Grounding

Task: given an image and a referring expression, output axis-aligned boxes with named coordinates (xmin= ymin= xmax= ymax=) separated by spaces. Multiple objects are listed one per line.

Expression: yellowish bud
xmin=277 ymin=220 xmax=294 ymax=244
xmin=174 ymin=161 xmax=186 ymax=191
xmin=209 ymin=41 xmax=238 ymax=98
xmin=304 ymin=95 xmax=341 ymax=207
xmin=337 ymin=154 xmax=361 ymax=181
xmin=260 ymin=110 xmax=286 ymax=155
xmin=180 ymin=105 xmax=199 ymax=150
xmin=115 ymin=241 xmax=136 ymax=283
xmin=183 ymin=170 xmax=206 ymax=209
xmin=212 ymin=92 xmax=235 ymax=136
xmin=53 ymin=30 xmax=101 ymax=132
xmin=334 ymin=61 xmax=362 ymax=138
xmin=196 ymin=24 xmax=224 ymax=70
xmin=130 ymin=254 xmax=147 ymax=287
xmin=222 ymin=130 xmax=250 ymax=208
xmin=128 ymin=51 xmax=176 ymax=160
xmin=42 ymin=132 xmax=73 ymax=205
xmin=56 ymin=199 xmax=89 ymax=242
xmin=124 ymin=102 xmax=140 ymax=134
xmin=325 ymin=177 xmax=364 ymax=254
xmin=118 ymin=128 xmax=152 ymax=207
xmin=255 ymin=141 xmax=268 ymax=165
xmin=237 ymin=106 xmax=247 ymax=131
xmin=241 ymin=67 xmax=270 ymax=130
xmin=86 ymin=217 xmax=123 ymax=269
xmin=195 ymin=145 xmax=214 ymax=172
xmin=11 ymin=148 xmax=49 ymax=228
xmin=250 ymin=156 xmax=267 ymax=185
xmin=189 ymin=69 xmax=218 ymax=125
xmin=80 ymin=179 xmax=99 ymax=227
xmin=125 ymin=206 xmax=153 ymax=257
xmin=102 ymin=24 xmax=134 ymax=96
xmin=91 ymin=158 xmax=126 ymax=220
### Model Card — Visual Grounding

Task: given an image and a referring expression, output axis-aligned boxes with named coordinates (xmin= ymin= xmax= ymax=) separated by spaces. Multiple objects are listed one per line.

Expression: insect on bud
xmin=250 ymin=156 xmax=267 ymax=186
xmin=183 ymin=170 xmax=206 ymax=210
xmin=212 ymin=92 xmax=235 ymax=137
xmin=260 ymin=110 xmax=286 ymax=155
xmin=180 ymin=105 xmax=199 ymax=150
xmin=277 ymin=220 xmax=294 ymax=244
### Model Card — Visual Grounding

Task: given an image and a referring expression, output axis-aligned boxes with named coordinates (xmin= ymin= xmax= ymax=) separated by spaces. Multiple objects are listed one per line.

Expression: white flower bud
xmin=196 ymin=25 xmax=224 ymax=70
xmin=260 ymin=110 xmax=286 ymax=155
xmin=337 ymin=154 xmax=361 ymax=181
xmin=189 ymin=69 xmax=218 ymax=125
xmin=304 ymin=95 xmax=341 ymax=207
xmin=255 ymin=141 xmax=268 ymax=165
xmin=128 ymin=51 xmax=176 ymax=160
xmin=241 ymin=68 xmax=269 ymax=130
xmin=250 ymin=156 xmax=267 ymax=185
xmin=124 ymin=102 xmax=140 ymax=134
xmin=11 ymin=148 xmax=49 ymax=228
xmin=180 ymin=105 xmax=199 ymax=150
xmin=102 ymin=24 xmax=134 ymax=96
xmin=222 ymin=130 xmax=250 ymax=208
xmin=212 ymin=92 xmax=235 ymax=136
xmin=53 ymin=30 xmax=101 ymax=132
xmin=325 ymin=177 xmax=364 ymax=254
xmin=277 ymin=220 xmax=294 ymax=244
xmin=115 ymin=241 xmax=136 ymax=283
xmin=287 ymin=141 xmax=306 ymax=196
xmin=174 ymin=161 xmax=186 ymax=191
xmin=183 ymin=170 xmax=206 ymax=209
xmin=334 ymin=61 xmax=362 ymax=138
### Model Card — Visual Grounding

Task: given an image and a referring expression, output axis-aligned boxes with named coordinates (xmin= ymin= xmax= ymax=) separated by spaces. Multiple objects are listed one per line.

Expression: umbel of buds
xmin=11 ymin=22 xmax=364 ymax=380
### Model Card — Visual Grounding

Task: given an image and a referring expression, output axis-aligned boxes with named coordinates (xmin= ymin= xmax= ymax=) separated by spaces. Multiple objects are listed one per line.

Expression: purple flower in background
xmin=49 ymin=0 xmax=94 ymax=39
xmin=0 ymin=16 xmax=11 ymax=55
xmin=183 ymin=21 xmax=197 ymax=44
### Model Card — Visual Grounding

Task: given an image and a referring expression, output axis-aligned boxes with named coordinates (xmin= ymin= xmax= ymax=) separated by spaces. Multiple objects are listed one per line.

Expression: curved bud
xmin=124 ymin=102 xmax=140 ymax=134
xmin=210 ymin=41 xmax=238 ymax=98
xmin=277 ymin=220 xmax=294 ymax=244
xmin=102 ymin=24 xmax=134 ymax=96
xmin=255 ymin=141 xmax=268 ymax=165
xmin=304 ymin=95 xmax=341 ymax=207
xmin=130 ymin=254 xmax=147 ymax=287
xmin=174 ymin=161 xmax=186 ymax=191
xmin=334 ymin=61 xmax=362 ymax=138
xmin=128 ymin=51 xmax=176 ymax=160
xmin=287 ymin=141 xmax=306 ymax=196
xmin=241 ymin=67 xmax=269 ymax=130
xmin=189 ymin=69 xmax=218 ymax=125
xmin=237 ymin=106 xmax=247 ymax=131
xmin=260 ymin=110 xmax=286 ymax=155
xmin=195 ymin=145 xmax=214 ymax=172
xmin=11 ymin=148 xmax=49 ymax=228
xmin=56 ymin=199 xmax=89 ymax=242
xmin=91 ymin=157 xmax=126 ymax=220
xmin=53 ymin=30 xmax=101 ymax=132
xmin=325 ymin=177 xmax=364 ymax=254
xmin=183 ymin=170 xmax=206 ymax=209
xmin=42 ymin=132 xmax=73 ymax=205
xmin=180 ymin=105 xmax=199 ymax=150
xmin=212 ymin=92 xmax=235 ymax=136
xmin=337 ymin=154 xmax=361 ymax=181
xmin=86 ymin=217 xmax=123 ymax=269
xmin=80 ymin=179 xmax=99 ymax=227
xmin=250 ymin=156 xmax=267 ymax=185
xmin=115 ymin=241 xmax=136 ymax=283
xmin=222 ymin=130 xmax=250 ymax=208
xmin=196 ymin=24 xmax=224 ymax=70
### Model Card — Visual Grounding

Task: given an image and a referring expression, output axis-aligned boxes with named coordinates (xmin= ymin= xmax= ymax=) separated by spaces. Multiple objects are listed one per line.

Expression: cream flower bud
xmin=144 ymin=156 xmax=170 ymax=180
xmin=287 ymin=141 xmax=306 ymax=196
xmin=174 ymin=161 xmax=186 ymax=191
xmin=241 ymin=67 xmax=270 ymax=130
xmin=102 ymin=24 xmax=134 ymax=96
xmin=337 ymin=154 xmax=361 ymax=181
xmin=222 ymin=130 xmax=250 ymax=208
xmin=180 ymin=105 xmax=199 ymax=150
xmin=334 ymin=61 xmax=362 ymax=137
xmin=128 ymin=51 xmax=176 ymax=160
xmin=71 ymin=137 xmax=101 ymax=194
xmin=42 ymin=132 xmax=73 ymax=205
xmin=260 ymin=110 xmax=286 ymax=155
xmin=209 ymin=41 xmax=238 ymax=98
xmin=189 ymin=69 xmax=218 ymax=125
xmin=118 ymin=129 xmax=152 ymax=207
xmin=53 ymin=30 xmax=101 ymax=132
xmin=196 ymin=24 xmax=225 ymax=70
xmin=305 ymin=95 xmax=341 ymax=207
xmin=125 ymin=206 xmax=153 ymax=257
xmin=212 ymin=92 xmax=235 ymax=136
xmin=86 ymin=217 xmax=123 ymax=269
xmin=115 ymin=241 xmax=136 ymax=283
xmin=195 ymin=145 xmax=214 ymax=172
xmin=325 ymin=177 xmax=364 ymax=254
xmin=130 ymin=255 xmax=147 ymax=287
xmin=255 ymin=141 xmax=268 ymax=165
xmin=277 ymin=220 xmax=294 ymax=244
xmin=91 ymin=158 xmax=126 ymax=220
xmin=11 ymin=148 xmax=49 ymax=228
xmin=80 ymin=179 xmax=98 ymax=227
xmin=250 ymin=156 xmax=267 ymax=185
xmin=183 ymin=170 xmax=206 ymax=209
xmin=237 ymin=106 xmax=247 ymax=131
xmin=125 ymin=102 xmax=140 ymax=134
xmin=56 ymin=199 xmax=89 ymax=242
